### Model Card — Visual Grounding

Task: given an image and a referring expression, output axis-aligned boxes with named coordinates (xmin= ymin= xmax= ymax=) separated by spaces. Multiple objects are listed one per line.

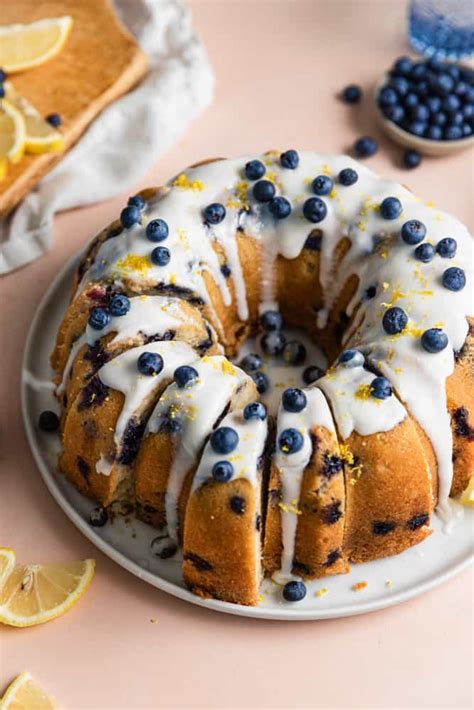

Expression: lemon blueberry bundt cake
xmin=49 ymin=150 xmax=473 ymax=606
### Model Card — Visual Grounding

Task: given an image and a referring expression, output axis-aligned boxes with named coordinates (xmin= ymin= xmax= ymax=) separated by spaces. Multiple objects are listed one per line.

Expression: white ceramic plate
xmin=21 ymin=252 xmax=474 ymax=620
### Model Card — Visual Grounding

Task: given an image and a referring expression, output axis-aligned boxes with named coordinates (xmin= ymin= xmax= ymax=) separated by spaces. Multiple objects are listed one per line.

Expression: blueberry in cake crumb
xmin=203 ymin=203 xmax=226 ymax=225
xmin=245 ymin=159 xmax=266 ymax=180
xmin=279 ymin=428 xmax=304 ymax=454
xmin=322 ymin=453 xmax=343 ymax=478
xmin=453 ymin=407 xmax=474 ymax=440
xmin=229 ymin=496 xmax=246 ymax=514
xmin=88 ymin=307 xmax=110 ymax=330
xmin=150 ymin=246 xmax=171 ymax=266
xmin=77 ymin=456 xmax=90 ymax=480
xmin=282 ymin=388 xmax=307 ymax=413
xmin=407 ymin=513 xmax=429 ymax=530
xmin=146 ymin=218 xmax=169 ymax=242
xmin=283 ymin=580 xmax=306 ymax=602
xmin=137 ymin=351 xmax=164 ymax=376
xmin=211 ymin=426 xmax=239 ymax=454
xmin=303 ymin=197 xmax=327 ymax=223
xmin=184 ymin=553 xmax=213 ymax=571
xmin=341 ymin=84 xmax=362 ymax=104
xmin=38 ymin=410 xmax=59 ymax=432
xmin=174 ymin=365 xmax=199 ymax=389
xmin=253 ymin=180 xmax=276 ymax=203
xmin=89 ymin=507 xmax=108 ymax=527
xmin=370 ymin=376 xmax=392 ymax=400
xmin=321 ymin=501 xmax=343 ymax=525
xmin=280 ymin=149 xmax=299 ymax=169
xmin=324 ymin=549 xmax=341 ymax=566
xmin=212 ymin=460 xmax=234 ymax=482
xmin=373 ymin=521 xmax=396 ymax=535
xmin=421 ymin=328 xmax=448 ymax=353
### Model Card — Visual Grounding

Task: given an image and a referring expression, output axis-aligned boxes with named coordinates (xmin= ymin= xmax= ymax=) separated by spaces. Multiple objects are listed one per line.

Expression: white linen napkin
xmin=0 ymin=0 xmax=214 ymax=274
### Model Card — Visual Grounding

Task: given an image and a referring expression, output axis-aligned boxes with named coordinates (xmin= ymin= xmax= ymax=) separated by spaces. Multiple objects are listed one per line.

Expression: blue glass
xmin=409 ymin=0 xmax=474 ymax=59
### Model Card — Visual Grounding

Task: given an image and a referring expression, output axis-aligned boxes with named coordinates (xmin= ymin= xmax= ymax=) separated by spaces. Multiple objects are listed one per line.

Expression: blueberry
xmin=431 ymin=111 xmax=447 ymax=126
xmin=416 ymin=80 xmax=429 ymax=97
xmin=146 ymin=218 xmax=169 ymax=242
xmin=462 ymin=104 xmax=474 ymax=120
xmin=421 ymin=328 xmax=448 ymax=353
xmin=150 ymin=537 xmax=177 ymax=559
xmin=303 ymin=197 xmax=327 ymax=223
xmin=432 ymin=73 xmax=454 ymax=95
xmin=379 ymin=196 xmax=403 ymax=220
xmin=414 ymin=243 xmax=436 ymax=262
xmin=392 ymin=56 xmax=413 ymax=76
xmin=174 ymin=365 xmax=199 ymax=388
xmin=455 ymin=81 xmax=469 ymax=97
xmin=338 ymin=168 xmax=358 ymax=186
xmin=283 ymin=580 xmax=307 ymax=602
xmin=109 ymin=294 xmax=131 ymax=316
xmin=462 ymin=123 xmax=472 ymax=137
xmin=89 ymin=507 xmax=108 ymax=527
xmin=341 ymin=84 xmax=362 ymax=103
xmin=45 ymin=112 xmax=62 ymax=127
xmin=426 ymin=125 xmax=443 ymax=140
xmin=260 ymin=310 xmax=283 ymax=332
xmin=447 ymin=64 xmax=461 ymax=81
xmin=407 ymin=120 xmax=427 ymax=137
xmin=409 ymin=104 xmax=430 ymax=122
xmin=383 ymin=105 xmax=405 ymax=124
xmin=282 ymin=340 xmax=307 ymax=366
xmin=354 ymin=136 xmax=378 ymax=158
xmin=389 ymin=77 xmax=410 ymax=96
xmin=442 ymin=267 xmax=466 ymax=291
xmin=378 ymin=87 xmax=398 ymax=107
xmin=436 ymin=237 xmax=457 ymax=258
xmin=403 ymin=92 xmax=419 ymax=109
xmin=403 ymin=149 xmax=422 ymax=169
xmin=137 ymin=351 xmax=164 ymax=376
xmin=426 ymin=95 xmax=442 ymax=113
xmin=449 ymin=111 xmax=464 ymax=126
xmin=203 ymin=202 xmax=226 ymax=225
xmin=401 ymin=219 xmax=426 ymax=244
xmin=0 ymin=85 xmax=4 ymax=99
xmin=251 ymin=370 xmax=269 ymax=394
xmin=253 ymin=180 xmax=276 ymax=203
xmin=365 ymin=285 xmax=377 ymax=299
xmin=210 ymin=426 xmax=239 ymax=454
xmin=426 ymin=55 xmax=443 ymax=72
xmin=280 ymin=149 xmax=299 ymax=169
xmin=442 ymin=94 xmax=461 ymax=113
xmin=269 ymin=196 xmax=292 ymax=219
xmin=239 ymin=352 xmax=263 ymax=372
xmin=221 ymin=264 xmax=231 ymax=277
xmin=339 ymin=349 xmax=364 ymax=367
xmin=127 ymin=194 xmax=145 ymax=210
xmin=38 ymin=410 xmax=59 ymax=432
xmin=260 ymin=330 xmax=286 ymax=356
xmin=370 ymin=376 xmax=392 ymax=399
xmin=0 ymin=68 xmax=7 ymax=82
xmin=229 ymin=496 xmax=246 ymax=514
xmin=312 ymin=175 xmax=334 ymax=196
xmin=279 ymin=428 xmax=304 ymax=454
xmin=150 ymin=246 xmax=171 ymax=266
xmin=88 ymin=307 xmax=110 ymax=330
xmin=120 ymin=205 xmax=140 ymax=228
xmin=244 ymin=401 xmax=267 ymax=421
xmin=383 ymin=306 xmax=408 ymax=334
xmin=212 ymin=460 xmax=234 ymax=482
xmin=245 ymin=159 xmax=266 ymax=180
xmin=302 ymin=365 xmax=325 ymax=384
xmin=444 ymin=125 xmax=462 ymax=140
xmin=282 ymin=388 xmax=307 ymax=413
xmin=410 ymin=62 xmax=427 ymax=81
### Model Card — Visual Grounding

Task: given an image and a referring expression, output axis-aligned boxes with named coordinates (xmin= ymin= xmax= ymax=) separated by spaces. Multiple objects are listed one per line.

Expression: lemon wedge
xmin=0 ymin=100 xmax=26 ymax=164
xmin=458 ymin=475 xmax=474 ymax=507
xmin=0 ymin=16 xmax=73 ymax=74
xmin=0 ymin=672 xmax=57 ymax=709
xmin=0 ymin=557 xmax=95 ymax=627
xmin=0 ymin=548 xmax=16 ymax=587
xmin=4 ymin=82 xmax=64 ymax=154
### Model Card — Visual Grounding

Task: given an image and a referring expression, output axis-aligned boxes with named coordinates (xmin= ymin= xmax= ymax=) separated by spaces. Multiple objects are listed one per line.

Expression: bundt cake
xmin=50 ymin=150 xmax=473 ymax=606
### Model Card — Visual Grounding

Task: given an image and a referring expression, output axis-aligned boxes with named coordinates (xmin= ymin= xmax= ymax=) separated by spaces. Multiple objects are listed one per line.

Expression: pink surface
xmin=1 ymin=1 xmax=473 ymax=708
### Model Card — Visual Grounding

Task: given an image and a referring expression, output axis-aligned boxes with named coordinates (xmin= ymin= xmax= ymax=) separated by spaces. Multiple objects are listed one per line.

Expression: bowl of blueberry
xmin=375 ymin=55 xmax=474 ymax=155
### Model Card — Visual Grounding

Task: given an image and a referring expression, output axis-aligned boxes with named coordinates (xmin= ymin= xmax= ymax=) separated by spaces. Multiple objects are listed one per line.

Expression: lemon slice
xmin=0 ymin=16 xmax=73 ymax=74
xmin=458 ymin=475 xmax=474 ymax=507
xmin=0 ymin=548 xmax=16 ymax=587
xmin=4 ymin=82 xmax=64 ymax=154
xmin=0 ymin=100 xmax=25 ymax=164
xmin=0 ymin=672 xmax=57 ymax=709
xmin=0 ymin=558 xmax=95 ymax=627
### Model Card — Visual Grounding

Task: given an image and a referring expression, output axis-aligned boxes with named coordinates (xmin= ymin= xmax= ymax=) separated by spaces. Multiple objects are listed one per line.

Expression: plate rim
xmin=21 ymin=251 xmax=474 ymax=621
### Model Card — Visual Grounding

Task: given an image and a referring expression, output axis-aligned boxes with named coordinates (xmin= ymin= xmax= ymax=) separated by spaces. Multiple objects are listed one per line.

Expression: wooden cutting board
xmin=0 ymin=0 xmax=147 ymax=216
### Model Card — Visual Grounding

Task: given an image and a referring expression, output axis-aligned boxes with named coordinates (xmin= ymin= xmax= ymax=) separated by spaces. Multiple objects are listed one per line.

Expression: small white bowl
xmin=374 ymin=75 xmax=474 ymax=156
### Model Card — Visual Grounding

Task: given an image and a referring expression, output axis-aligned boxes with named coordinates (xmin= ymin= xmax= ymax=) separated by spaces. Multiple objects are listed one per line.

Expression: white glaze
xmin=98 ymin=340 xmax=197 ymax=451
xmin=273 ymin=388 xmax=337 ymax=583
xmin=78 ymin=151 xmax=472 ymax=511
xmin=145 ymin=356 xmax=251 ymax=542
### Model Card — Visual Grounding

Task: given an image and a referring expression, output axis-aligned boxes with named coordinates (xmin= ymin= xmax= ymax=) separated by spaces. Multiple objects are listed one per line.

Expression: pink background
xmin=1 ymin=1 xmax=473 ymax=708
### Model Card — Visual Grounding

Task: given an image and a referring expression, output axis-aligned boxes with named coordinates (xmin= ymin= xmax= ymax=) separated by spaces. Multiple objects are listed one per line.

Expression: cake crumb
xmin=385 ymin=580 xmax=393 ymax=589
xmin=352 ymin=581 xmax=368 ymax=592
xmin=315 ymin=587 xmax=329 ymax=598
xmin=150 ymin=618 xmax=157 ymax=624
